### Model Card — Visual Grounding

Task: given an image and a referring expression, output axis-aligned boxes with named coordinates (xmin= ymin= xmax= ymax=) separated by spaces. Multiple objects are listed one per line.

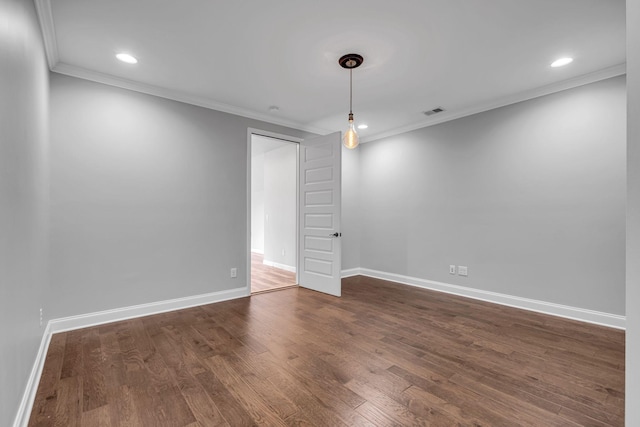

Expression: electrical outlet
xmin=458 ymin=266 xmax=468 ymax=276
xmin=282 ymin=249 xmax=285 ymax=257
xmin=230 ymin=268 xmax=237 ymax=278
xmin=449 ymin=265 xmax=456 ymax=274
xmin=39 ymin=308 xmax=43 ymax=327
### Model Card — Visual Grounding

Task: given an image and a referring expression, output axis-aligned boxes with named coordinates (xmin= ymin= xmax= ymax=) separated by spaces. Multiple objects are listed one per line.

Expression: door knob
xmin=329 ymin=232 xmax=342 ymax=237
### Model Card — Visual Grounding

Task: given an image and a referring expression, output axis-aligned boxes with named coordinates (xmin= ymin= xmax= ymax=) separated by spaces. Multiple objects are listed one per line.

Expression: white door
xmin=298 ymin=132 xmax=342 ymax=296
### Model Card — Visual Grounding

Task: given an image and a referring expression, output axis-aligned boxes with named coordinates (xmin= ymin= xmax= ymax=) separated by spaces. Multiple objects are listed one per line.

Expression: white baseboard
xmin=341 ymin=268 xmax=361 ymax=278
xmin=262 ymin=259 xmax=296 ymax=273
xmin=49 ymin=286 xmax=250 ymax=334
xmin=251 ymin=248 xmax=264 ymax=254
xmin=13 ymin=323 xmax=52 ymax=427
xmin=15 ymin=286 xmax=250 ymax=427
xmin=356 ymin=268 xmax=626 ymax=330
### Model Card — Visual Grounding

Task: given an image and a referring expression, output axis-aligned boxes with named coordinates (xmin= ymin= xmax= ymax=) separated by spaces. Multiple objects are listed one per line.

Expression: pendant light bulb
xmin=339 ymin=53 xmax=364 ymax=150
xmin=343 ymin=113 xmax=359 ymax=149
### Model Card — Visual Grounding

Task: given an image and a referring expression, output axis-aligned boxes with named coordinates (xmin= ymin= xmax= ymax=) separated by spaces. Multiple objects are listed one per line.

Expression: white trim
xmin=363 ymin=63 xmax=628 ymax=143
xmin=50 ymin=60 xmax=626 ymax=148
xmin=248 ymin=128 xmax=303 ymax=144
xmin=295 ymin=140 xmax=301 ymax=287
xmin=247 ymin=129 xmax=302 ymax=289
xmin=247 ymin=129 xmax=254 ymax=304
xmin=33 ymin=0 xmax=58 ymax=69
xmin=53 ymin=61 xmax=626 ymax=146
xmin=51 ymin=63 xmax=331 ymax=136
xmin=35 ymin=0 xmax=625 ymax=145
xmin=263 ymin=259 xmax=296 ymax=273
xmin=356 ymin=268 xmax=626 ymax=330
xmin=341 ymin=268 xmax=361 ymax=278
xmin=49 ymin=287 xmax=249 ymax=334
xmin=13 ymin=324 xmax=52 ymax=427
xmin=251 ymin=248 xmax=264 ymax=255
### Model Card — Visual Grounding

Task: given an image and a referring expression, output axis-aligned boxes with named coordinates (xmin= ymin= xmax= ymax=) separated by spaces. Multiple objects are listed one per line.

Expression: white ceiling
xmin=36 ymin=0 xmax=626 ymax=142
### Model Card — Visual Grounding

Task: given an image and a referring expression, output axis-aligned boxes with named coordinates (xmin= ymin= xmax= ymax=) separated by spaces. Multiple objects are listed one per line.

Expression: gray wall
xmin=0 ymin=0 xmax=49 ymax=424
xmin=360 ymin=76 xmax=626 ymax=315
xmin=627 ymin=0 xmax=639 ymax=422
xmin=48 ymin=73 xmax=310 ymax=319
xmin=263 ymin=144 xmax=297 ymax=268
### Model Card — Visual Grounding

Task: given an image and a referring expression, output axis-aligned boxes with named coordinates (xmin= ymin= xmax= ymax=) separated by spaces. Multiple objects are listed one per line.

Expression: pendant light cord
xmin=349 ymin=68 xmax=353 ymax=115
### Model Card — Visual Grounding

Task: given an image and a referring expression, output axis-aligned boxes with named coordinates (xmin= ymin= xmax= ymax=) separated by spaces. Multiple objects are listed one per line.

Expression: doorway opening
xmin=249 ymin=132 xmax=299 ymax=294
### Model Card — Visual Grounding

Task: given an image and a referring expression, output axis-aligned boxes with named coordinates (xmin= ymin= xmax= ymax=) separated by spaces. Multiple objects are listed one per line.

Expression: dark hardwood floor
xmin=29 ymin=276 xmax=624 ymax=426
xmin=250 ymin=252 xmax=297 ymax=294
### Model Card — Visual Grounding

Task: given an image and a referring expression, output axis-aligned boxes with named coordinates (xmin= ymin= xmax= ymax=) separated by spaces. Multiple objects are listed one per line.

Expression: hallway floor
xmin=251 ymin=252 xmax=297 ymax=294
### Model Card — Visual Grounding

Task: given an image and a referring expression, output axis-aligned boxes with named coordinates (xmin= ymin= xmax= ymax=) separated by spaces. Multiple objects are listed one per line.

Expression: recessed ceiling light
xmin=357 ymin=124 xmax=368 ymax=129
xmin=550 ymin=57 xmax=573 ymax=68
xmin=116 ymin=53 xmax=138 ymax=64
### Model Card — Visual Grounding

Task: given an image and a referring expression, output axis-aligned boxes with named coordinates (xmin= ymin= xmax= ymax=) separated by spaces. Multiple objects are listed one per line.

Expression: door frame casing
xmin=246 ymin=128 xmax=302 ymax=293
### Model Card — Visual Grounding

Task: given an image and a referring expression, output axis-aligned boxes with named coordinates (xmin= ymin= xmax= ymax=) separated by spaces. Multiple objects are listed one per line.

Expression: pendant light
xmin=339 ymin=53 xmax=364 ymax=149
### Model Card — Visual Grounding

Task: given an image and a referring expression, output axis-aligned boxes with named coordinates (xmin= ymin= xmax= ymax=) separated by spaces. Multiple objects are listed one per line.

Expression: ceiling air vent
xmin=423 ymin=107 xmax=445 ymax=116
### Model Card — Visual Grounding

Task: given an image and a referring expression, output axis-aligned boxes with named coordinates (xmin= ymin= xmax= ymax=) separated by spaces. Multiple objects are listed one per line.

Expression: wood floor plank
xmin=223 ymin=351 xmax=298 ymax=420
xmin=106 ymin=384 xmax=144 ymax=427
xmin=449 ymin=372 xmax=582 ymax=427
xmin=28 ymin=333 xmax=66 ymax=426
xmin=143 ymin=350 xmax=197 ymax=425
xmin=345 ymin=378 xmax=437 ymax=426
xmin=60 ymin=330 xmax=83 ymax=380
xmin=98 ymin=331 xmax=138 ymax=426
xmin=402 ymin=384 xmax=504 ymax=427
xmin=195 ymin=369 xmax=255 ymax=426
xmin=53 ymin=376 xmax=82 ymax=427
xmin=355 ymin=401 xmax=404 ymax=427
xmin=80 ymin=405 xmax=112 ymax=426
xmin=233 ymin=341 xmax=365 ymax=426
xmin=261 ymin=357 xmax=355 ymax=427
xmin=29 ymin=275 xmax=625 ymax=426
xmin=205 ymin=355 xmax=288 ymax=426
xmin=81 ymin=329 xmax=107 ymax=412
xmin=251 ymin=252 xmax=297 ymax=293
xmin=151 ymin=328 xmax=230 ymax=426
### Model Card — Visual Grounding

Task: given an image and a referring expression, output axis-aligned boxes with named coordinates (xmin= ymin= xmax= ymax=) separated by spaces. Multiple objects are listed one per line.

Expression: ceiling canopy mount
xmin=339 ymin=53 xmax=364 ymax=70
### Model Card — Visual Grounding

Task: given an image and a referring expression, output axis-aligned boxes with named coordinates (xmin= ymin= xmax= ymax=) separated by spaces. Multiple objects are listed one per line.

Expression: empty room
xmin=2 ymin=0 xmax=639 ymax=426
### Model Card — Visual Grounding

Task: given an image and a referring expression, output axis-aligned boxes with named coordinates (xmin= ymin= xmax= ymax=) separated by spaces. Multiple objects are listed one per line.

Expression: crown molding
xmin=51 ymin=62 xmax=331 ymax=135
xmin=50 ymin=61 xmax=627 ymax=145
xmin=34 ymin=1 xmax=329 ymax=134
xmin=33 ymin=0 xmax=58 ymax=69
xmin=362 ymin=63 xmax=627 ymax=143
xmin=35 ymin=0 xmax=624 ymax=143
